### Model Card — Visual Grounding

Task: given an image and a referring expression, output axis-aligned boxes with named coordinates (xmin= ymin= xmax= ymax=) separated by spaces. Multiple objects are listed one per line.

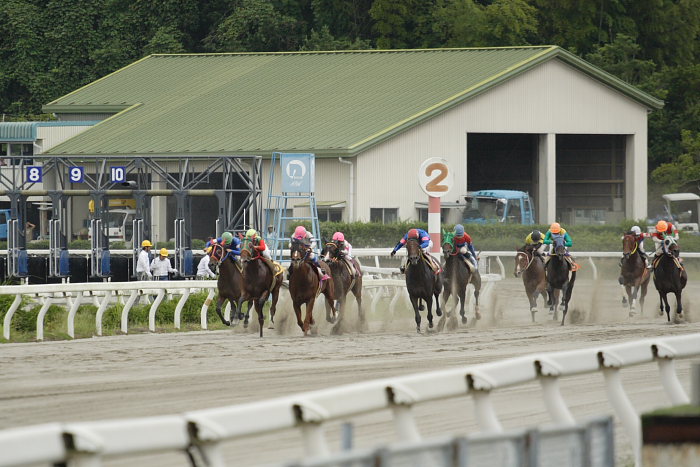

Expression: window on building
xmin=370 ymin=208 xmax=398 ymax=224
xmin=318 ymin=208 xmax=343 ymax=222
xmin=417 ymin=208 xmax=450 ymax=223
xmin=0 ymin=142 xmax=34 ymax=165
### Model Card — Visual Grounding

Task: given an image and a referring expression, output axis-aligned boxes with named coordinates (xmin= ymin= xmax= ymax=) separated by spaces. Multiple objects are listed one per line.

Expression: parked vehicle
xmin=463 ymin=190 xmax=535 ymax=224
xmin=652 ymin=193 xmax=700 ymax=232
xmin=87 ymin=199 xmax=136 ymax=242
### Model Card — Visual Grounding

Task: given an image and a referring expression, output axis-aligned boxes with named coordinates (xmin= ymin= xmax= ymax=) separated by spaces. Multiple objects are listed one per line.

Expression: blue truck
xmin=463 ymin=190 xmax=535 ymax=224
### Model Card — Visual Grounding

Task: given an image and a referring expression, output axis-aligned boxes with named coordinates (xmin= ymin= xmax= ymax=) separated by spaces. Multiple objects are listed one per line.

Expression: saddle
xmin=653 ymin=254 xmax=683 ymax=271
xmin=421 ymin=251 xmax=442 ymax=274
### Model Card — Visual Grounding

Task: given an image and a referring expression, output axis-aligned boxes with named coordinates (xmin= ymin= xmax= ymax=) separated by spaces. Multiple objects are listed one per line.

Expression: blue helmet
xmin=454 ymin=224 xmax=465 ymax=236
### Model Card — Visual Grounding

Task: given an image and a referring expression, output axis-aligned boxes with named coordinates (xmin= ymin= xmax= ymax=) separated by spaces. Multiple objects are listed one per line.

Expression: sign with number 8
xmin=26 ymin=166 xmax=42 ymax=183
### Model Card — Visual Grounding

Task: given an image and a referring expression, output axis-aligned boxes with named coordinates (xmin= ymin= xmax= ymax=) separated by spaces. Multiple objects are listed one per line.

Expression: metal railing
xmin=1 ymin=334 xmax=697 ymax=467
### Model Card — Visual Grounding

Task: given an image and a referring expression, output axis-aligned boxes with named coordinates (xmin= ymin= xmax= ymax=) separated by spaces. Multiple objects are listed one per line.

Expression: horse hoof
xmin=244 ymin=322 xmax=249 ymax=329
xmin=461 ymin=316 xmax=467 ymax=324
xmin=418 ymin=305 xmax=425 ymax=311
xmin=436 ymin=309 xmax=442 ymax=317
xmin=475 ymin=312 xmax=482 ymax=320
xmin=268 ymin=325 xmax=275 ymax=330
xmin=428 ymin=322 xmax=434 ymax=329
xmin=224 ymin=320 xmax=231 ymax=326
xmin=416 ymin=327 xmax=421 ymax=334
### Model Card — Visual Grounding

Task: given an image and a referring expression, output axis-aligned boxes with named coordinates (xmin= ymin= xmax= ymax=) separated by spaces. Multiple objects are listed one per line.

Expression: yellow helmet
xmin=245 ymin=228 xmax=257 ymax=238
xmin=159 ymin=248 xmax=168 ymax=256
xmin=141 ymin=240 xmax=153 ymax=247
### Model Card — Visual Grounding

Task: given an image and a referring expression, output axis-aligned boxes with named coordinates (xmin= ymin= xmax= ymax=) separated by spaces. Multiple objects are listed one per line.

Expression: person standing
xmin=196 ymin=248 xmax=216 ymax=279
xmin=151 ymin=248 xmax=177 ymax=280
xmin=136 ymin=240 xmax=153 ymax=280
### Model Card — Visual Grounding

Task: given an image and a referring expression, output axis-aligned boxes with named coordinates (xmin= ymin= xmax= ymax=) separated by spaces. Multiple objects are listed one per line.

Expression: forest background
xmin=1 ymin=0 xmax=699 ymax=192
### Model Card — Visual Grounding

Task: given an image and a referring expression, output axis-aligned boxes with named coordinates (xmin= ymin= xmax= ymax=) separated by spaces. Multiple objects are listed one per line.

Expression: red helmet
xmin=408 ymin=229 xmax=420 ymax=239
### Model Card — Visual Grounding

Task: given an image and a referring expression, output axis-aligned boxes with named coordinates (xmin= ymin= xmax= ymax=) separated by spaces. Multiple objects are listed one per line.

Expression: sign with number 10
xmin=418 ymin=158 xmax=453 ymax=197
xmin=110 ymin=166 xmax=126 ymax=183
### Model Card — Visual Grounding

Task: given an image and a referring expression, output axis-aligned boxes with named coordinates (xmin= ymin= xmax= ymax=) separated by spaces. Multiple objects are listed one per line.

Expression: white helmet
xmin=631 ymin=225 xmax=641 ymax=235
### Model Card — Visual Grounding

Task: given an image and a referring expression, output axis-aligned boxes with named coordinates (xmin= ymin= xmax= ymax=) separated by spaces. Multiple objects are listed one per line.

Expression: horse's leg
xmin=426 ymin=296 xmax=434 ymax=329
xmin=560 ymin=284 xmax=568 ymax=326
xmin=434 ymin=279 xmax=442 ymax=318
xmin=353 ymin=279 xmax=365 ymax=332
xmin=526 ymin=285 xmax=537 ymax=323
xmin=304 ymin=296 xmax=317 ymax=335
xmin=662 ymin=293 xmax=671 ymax=322
xmin=255 ymin=299 xmax=265 ymax=338
xmin=675 ymin=290 xmax=683 ymax=321
xmin=547 ymin=285 xmax=554 ymax=315
xmin=331 ymin=295 xmax=345 ymax=335
xmin=215 ymin=296 xmax=230 ymax=326
xmin=639 ymin=278 xmax=649 ymax=316
xmin=625 ymin=285 xmax=635 ymax=315
xmin=292 ymin=300 xmax=305 ymax=333
xmin=268 ymin=280 xmax=281 ymax=329
xmin=410 ymin=295 xmax=422 ymax=333
xmin=552 ymin=289 xmax=560 ymax=321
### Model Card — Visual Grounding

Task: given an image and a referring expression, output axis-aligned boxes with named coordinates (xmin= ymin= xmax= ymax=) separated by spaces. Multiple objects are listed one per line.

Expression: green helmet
xmin=221 ymin=231 xmax=234 ymax=244
xmin=245 ymin=228 xmax=257 ymax=238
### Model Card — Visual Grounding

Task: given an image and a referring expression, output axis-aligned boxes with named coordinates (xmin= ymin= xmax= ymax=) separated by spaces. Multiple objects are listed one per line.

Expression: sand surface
xmin=2 ymin=275 xmax=700 ymax=466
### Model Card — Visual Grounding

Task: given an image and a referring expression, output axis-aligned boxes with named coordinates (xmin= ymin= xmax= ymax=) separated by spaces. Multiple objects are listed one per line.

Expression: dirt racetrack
xmin=3 ymin=275 xmax=700 ymax=466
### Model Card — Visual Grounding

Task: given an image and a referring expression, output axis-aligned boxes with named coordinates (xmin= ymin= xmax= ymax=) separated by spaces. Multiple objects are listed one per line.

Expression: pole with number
xmin=419 ymin=158 xmax=453 ymax=253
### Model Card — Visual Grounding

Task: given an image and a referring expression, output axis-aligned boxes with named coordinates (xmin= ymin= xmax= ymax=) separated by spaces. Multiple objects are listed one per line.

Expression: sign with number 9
xmin=69 ymin=166 xmax=84 ymax=183
xmin=26 ymin=166 xmax=42 ymax=183
xmin=418 ymin=158 xmax=453 ymax=197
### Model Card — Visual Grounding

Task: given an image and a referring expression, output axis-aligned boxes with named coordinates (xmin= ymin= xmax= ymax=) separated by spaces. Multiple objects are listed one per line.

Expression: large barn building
xmin=8 ymin=46 xmax=662 ymax=243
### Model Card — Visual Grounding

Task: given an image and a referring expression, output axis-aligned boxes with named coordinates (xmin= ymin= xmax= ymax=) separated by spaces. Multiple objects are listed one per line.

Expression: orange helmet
xmin=549 ymin=222 xmax=561 ymax=234
xmin=656 ymin=220 xmax=668 ymax=232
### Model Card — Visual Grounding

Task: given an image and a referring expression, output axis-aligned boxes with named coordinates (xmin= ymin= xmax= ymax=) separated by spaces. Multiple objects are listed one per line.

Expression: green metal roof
xmin=0 ymin=121 xmax=99 ymax=142
xmin=43 ymin=46 xmax=663 ymax=157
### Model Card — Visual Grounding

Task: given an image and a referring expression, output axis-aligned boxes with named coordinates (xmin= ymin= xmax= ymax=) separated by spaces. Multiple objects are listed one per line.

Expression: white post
xmin=472 ymin=391 xmax=503 ymax=433
xmin=540 ymin=377 xmax=576 ymax=425
xmin=36 ymin=297 xmax=54 ymax=341
xmin=300 ymin=423 xmax=330 ymax=457
xmin=95 ymin=292 xmax=112 ymax=337
xmin=538 ymin=133 xmax=556 ymax=224
xmin=428 ymin=196 xmax=441 ymax=253
xmin=602 ymin=368 xmax=641 ymax=467
xmin=148 ymin=289 xmax=166 ymax=332
xmin=120 ymin=290 xmax=139 ymax=334
xmin=174 ymin=289 xmax=190 ymax=329
xmin=657 ymin=358 xmax=690 ymax=405
xmin=200 ymin=289 xmax=216 ymax=330
xmin=3 ymin=294 xmax=22 ymax=340
xmin=391 ymin=405 xmax=421 ymax=441
xmin=625 ymin=134 xmax=647 ymax=220
xmin=67 ymin=293 xmax=84 ymax=339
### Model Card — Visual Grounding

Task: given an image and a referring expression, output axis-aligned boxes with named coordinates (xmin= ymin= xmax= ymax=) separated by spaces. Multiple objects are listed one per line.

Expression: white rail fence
xmin=0 ymin=249 xmax=501 ymax=341
xmin=1 ymin=333 xmax=698 ymax=467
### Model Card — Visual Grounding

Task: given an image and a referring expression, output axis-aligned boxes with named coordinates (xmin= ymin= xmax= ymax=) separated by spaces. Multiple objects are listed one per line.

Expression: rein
xmin=516 ymin=250 xmax=535 ymax=273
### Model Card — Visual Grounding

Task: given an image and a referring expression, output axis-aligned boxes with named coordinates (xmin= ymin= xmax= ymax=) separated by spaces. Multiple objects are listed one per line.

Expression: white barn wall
xmin=37 ymin=125 xmax=95 ymax=153
xmin=352 ymin=58 xmax=650 ymax=221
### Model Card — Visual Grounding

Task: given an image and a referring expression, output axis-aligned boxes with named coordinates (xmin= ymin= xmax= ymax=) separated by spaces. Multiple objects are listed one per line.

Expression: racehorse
xmin=289 ymin=241 xmax=337 ymax=336
xmin=238 ymin=239 xmax=283 ymax=337
xmin=619 ymin=233 xmax=650 ymax=316
xmin=653 ymin=236 xmax=687 ymax=322
xmin=514 ymin=245 xmax=546 ymax=322
xmin=322 ymin=242 xmax=364 ymax=332
xmin=546 ymin=235 xmax=576 ymax=326
xmin=440 ymin=237 xmax=480 ymax=325
xmin=207 ymin=243 xmax=251 ymax=326
xmin=404 ymin=238 xmax=442 ymax=333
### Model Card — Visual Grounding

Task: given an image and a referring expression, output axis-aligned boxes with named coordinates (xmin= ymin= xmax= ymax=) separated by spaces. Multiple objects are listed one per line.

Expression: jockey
xmin=290 ymin=226 xmax=330 ymax=280
xmin=651 ymin=220 xmax=680 ymax=257
xmin=524 ymin=230 xmax=545 ymax=256
xmin=626 ymin=225 xmax=651 ymax=268
xmin=332 ymin=231 xmax=353 ymax=258
xmin=245 ymin=228 xmax=277 ymax=275
xmin=452 ymin=224 xmax=478 ymax=269
xmin=390 ymin=228 xmax=433 ymax=273
xmin=206 ymin=231 xmax=241 ymax=261
xmin=543 ymin=222 xmax=573 ymax=255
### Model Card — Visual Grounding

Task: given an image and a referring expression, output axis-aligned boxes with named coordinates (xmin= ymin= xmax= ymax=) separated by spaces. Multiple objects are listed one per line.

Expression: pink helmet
xmin=332 ymin=232 xmax=345 ymax=242
xmin=293 ymin=225 xmax=307 ymax=239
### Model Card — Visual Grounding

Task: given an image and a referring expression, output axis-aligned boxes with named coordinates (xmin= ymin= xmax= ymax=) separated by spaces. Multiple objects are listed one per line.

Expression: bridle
xmin=515 ymin=249 xmax=534 ymax=276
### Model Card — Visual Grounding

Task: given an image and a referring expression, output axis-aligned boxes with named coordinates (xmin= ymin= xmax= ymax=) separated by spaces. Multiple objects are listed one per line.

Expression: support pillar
xmin=428 ymin=196 xmax=441 ymax=253
xmin=538 ymin=133 xmax=556 ymax=224
xmin=151 ymin=173 xmax=168 ymax=243
xmin=626 ymin=134 xmax=647 ymax=220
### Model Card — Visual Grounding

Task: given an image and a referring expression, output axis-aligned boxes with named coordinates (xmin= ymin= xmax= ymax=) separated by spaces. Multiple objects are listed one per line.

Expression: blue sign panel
xmin=26 ymin=166 xmax=42 ymax=183
xmin=69 ymin=166 xmax=84 ymax=183
xmin=110 ymin=166 xmax=126 ymax=183
xmin=280 ymin=153 xmax=315 ymax=192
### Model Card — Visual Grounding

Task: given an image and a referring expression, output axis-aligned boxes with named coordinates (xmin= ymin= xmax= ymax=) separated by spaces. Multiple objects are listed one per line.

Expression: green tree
xmin=480 ymin=0 xmax=538 ymax=46
xmin=204 ymin=0 xmax=302 ymax=52
xmin=311 ymin=0 xmax=374 ymax=41
xmin=585 ymin=34 xmax=656 ymax=85
xmin=369 ymin=0 xmax=438 ymax=49
xmin=143 ymin=26 xmax=186 ymax=55
xmin=530 ymin=0 xmax=599 ymax=55
xmin=651 ymin=130 xmax=700 ymax=191
xmin=300 ymin=25 xmax=372 ymax=50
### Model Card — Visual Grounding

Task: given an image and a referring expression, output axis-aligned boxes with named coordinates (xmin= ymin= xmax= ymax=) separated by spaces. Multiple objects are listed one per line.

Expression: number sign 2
xmin=418 ymin=158 xmax=453 ymax=198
